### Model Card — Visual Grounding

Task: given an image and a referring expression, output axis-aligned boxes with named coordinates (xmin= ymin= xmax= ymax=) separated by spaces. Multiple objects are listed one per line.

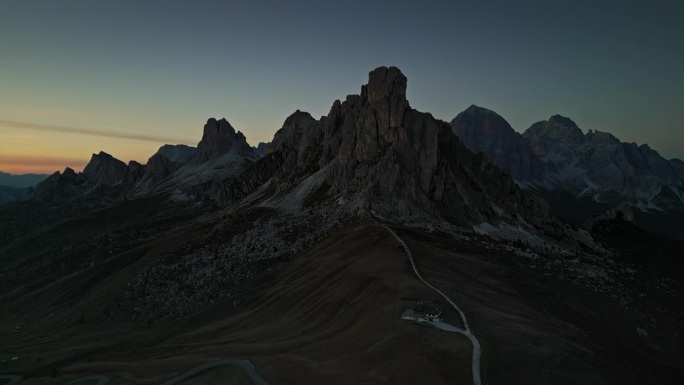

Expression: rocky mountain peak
xmin=63 ymin=167 xmax=77 ymax=177
xmin=190 ymin=118 xmax=254 ymax=164
xmin=525 ymin=115 xmax=583 ymax=141
xmin=83 ymin=151 xmax=128 ymax=186
xmin=358 ymin=66 xmax=409 ymax=130
xmin=143 ymin=153 xmax=182 ymax=183
xmin=156 ymin=144 xmax=196 ymax=163
xmin=270 ymin=110 xmax=322 ymax=169
xmin=364 ymin=66 xmax=407 ymax=104
xmin=523 ymin=115 xmax=586 ymax=159
xmin=548 ymin=114 xmax=579 ymax=129
xmin=262 ymin=66 xmax=558 ymax=232
xmin=283 ymin=110 xmax=316 ymax=129
xmin=450 ymin=105 xmax=542 ymax=181
xmin=452 ymin=105 xmax=513 ymax=133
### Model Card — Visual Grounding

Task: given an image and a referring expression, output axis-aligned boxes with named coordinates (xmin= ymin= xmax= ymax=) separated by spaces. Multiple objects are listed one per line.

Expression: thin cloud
xmin=0 ymin=119 xmax=195 ymax=144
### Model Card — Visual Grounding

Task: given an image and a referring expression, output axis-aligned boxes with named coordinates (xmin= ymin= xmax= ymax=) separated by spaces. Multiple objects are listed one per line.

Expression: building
xmin=401 ymin=301 xmax=443 ymax=322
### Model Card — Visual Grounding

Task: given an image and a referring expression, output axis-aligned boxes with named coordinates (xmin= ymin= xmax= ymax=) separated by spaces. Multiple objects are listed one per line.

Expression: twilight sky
xmin=1 ymin=0 xmax=683 ymax=174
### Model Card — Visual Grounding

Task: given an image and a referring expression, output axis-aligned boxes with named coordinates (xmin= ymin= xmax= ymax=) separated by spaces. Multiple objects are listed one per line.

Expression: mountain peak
xmin=548 ymin=114 xmax=579 ymax=130
xmin=63 ymin=167 xmax=77 ymax=177
xmin=83 ymin=151 xmax=127 ymax=185
xmin=364 ymin=66 xmax=407 ymax=105
xmin=156 ymin=144 xmax=197 ymax=163
xmin=450 ymin=105 xmax=542 ymax=181
xmin=455 ymin=104 xmax=509 ymax=125
xmin=190 ymin=117 xmax=254 ymax=164
xmin=465 ymin=104 xmax=492 ymax=113
xmin=264 ymin=66 xmax=557 ymax=231
xmin=89 ymin=151 xmax=116 ymax=161
xmin=524 ymin=114 xmax=584 ymax=143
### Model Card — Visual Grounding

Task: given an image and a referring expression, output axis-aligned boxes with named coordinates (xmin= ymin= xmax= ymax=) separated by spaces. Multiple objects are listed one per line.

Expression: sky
xmin=1 ymin=0 xmax=683 ymax=174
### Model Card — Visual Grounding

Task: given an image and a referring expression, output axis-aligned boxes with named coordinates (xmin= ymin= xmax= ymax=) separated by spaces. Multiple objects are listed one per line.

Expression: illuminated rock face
xmin=266 ymin=66 xmax=558 ymax=231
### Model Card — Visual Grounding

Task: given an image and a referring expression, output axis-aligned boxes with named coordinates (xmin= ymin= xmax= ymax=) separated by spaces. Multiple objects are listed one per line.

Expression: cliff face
xmin=264 ymin=66 xmax=558 ymax=231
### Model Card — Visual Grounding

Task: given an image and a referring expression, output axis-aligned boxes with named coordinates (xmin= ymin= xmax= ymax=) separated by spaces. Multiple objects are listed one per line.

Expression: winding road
xmin=162 ymin=359 xmax=268 ymax=385
xmin=380 ymin=223 xmax=483 ymax=385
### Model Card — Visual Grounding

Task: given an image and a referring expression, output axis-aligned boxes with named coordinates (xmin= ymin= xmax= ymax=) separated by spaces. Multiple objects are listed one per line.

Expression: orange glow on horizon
xmin=0 ymin=155 xmax=88 ymax=175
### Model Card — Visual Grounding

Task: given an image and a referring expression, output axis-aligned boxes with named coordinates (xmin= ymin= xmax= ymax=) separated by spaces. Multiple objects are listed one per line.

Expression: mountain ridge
xmin=450 ymin=106 xmax=684 ymax=239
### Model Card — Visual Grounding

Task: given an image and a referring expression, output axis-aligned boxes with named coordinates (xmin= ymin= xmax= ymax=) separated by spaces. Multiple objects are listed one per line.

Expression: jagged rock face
xmin=143 ymin=153 xmax=182 ymax=183
xmin=450 ymin=105 xmax=542 ymax=181
xmin=454 ymin=108 xmax=684 ymax=217
xmin=524 ymin=115 xmax=586 ymax=170
xmin=522 ymin=116 xmax=684 ymax=208
xmin=269 ymin=66 xmax=558 ymax=230
xmin=31 ymin=167 xmax=88 ymax=201
xmin=125 ymin=161 xmax=145 ymax=184
xmin=156 ymin=144 xmax=196 ymax=164
xmin=190 ymin=118 xmax=255 ymax=164
xmin=83 ymin=151 xmax=128 ymax=186
xmin=271 ymin=110 xmax=323 ymax=169
xmin=253 ymin=142 xmax=270 ymax=158
xmin=192 ymin=152 xmax=284 ymax=206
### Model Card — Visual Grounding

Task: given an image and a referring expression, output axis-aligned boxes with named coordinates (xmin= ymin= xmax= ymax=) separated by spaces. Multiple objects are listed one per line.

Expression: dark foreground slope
xmin=396 ymin=228 xmax=683 ymax=385
xmin=2 ymin=218 xmax=681 ymax=384
xmin=1 ymin=220 xmax=472 ymax=384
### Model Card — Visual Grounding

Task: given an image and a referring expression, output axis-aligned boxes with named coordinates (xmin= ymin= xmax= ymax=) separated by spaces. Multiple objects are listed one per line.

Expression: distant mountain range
xmin=29 ymin=117 xmax=265 ymax=204
xmin=0 ymin=171 xmax=49 ymax=204
xmin=0 ymin=171 xmax=49 ymax=188
xmin=451 ymin=105 xmax=684 ymax=239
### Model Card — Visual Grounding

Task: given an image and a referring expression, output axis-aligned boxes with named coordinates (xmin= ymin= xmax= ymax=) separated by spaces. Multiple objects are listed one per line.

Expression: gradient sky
xmin=1 ymin=0 xmax=683 ymax=174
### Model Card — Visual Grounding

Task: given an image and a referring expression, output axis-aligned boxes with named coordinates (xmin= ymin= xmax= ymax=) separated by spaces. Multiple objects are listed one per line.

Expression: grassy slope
xmin=1 ymin=218 xmax=682 ymax=384
xmin=1 ymin=220 xmax=472 ymax=384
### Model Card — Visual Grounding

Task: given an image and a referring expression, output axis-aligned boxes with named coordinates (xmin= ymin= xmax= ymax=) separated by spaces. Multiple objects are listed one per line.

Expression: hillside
xmin=1 ymin=67 xmax=682 ymax=384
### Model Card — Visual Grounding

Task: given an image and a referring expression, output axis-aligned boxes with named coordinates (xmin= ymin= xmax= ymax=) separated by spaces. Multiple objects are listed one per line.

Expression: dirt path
xmin=380 ymin=224 xmax=482 ymax=385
